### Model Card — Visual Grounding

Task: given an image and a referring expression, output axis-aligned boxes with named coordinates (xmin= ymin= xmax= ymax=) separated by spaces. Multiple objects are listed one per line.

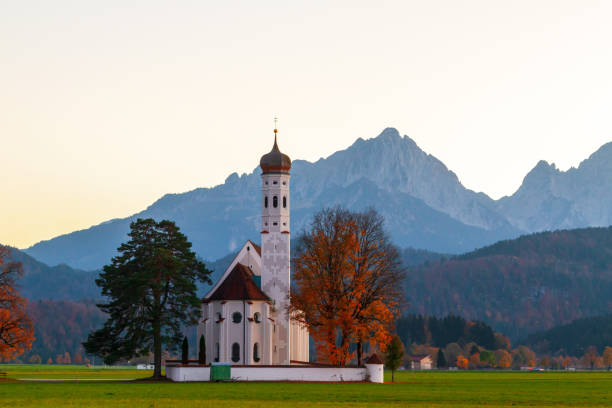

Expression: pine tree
xmin=198 ymin=335 xmax=206 ymax=365
xmin=437 ymin=349 xmax=447 ymax=368
xmin=384 ymin=335 xmax=405 ymax=382
xmin=83 ymin=219 xmax=212 ymax=379
xmin=181 ymin=336 xmax=189 ymax=364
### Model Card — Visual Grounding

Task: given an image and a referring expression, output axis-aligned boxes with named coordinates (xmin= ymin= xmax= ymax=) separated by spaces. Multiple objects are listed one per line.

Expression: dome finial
xmin=274 ymin=116 xmax=278 ymax=135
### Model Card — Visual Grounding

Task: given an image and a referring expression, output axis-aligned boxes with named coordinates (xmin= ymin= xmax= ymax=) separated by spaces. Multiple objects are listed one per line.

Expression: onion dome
xmin=260 ymin=131 xmax=291 ymax=174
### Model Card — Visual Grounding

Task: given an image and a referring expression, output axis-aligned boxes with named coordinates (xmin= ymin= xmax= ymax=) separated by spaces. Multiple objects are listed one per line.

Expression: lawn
xmin=0 ymin=366 xmax=611 ymax=407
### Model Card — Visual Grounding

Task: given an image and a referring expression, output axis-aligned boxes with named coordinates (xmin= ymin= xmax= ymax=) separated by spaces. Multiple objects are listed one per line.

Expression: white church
xmin=196 ymin=128 xmax=309 ymax=365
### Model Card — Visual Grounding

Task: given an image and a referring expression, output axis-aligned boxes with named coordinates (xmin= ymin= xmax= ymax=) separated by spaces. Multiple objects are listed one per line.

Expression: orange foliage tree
xmin=495 ymin=349 xmax=512 ymax=368
xmin=0 ymin=247 xmax=34 ymax=361
xmin=290 ymin=208 xmax=405 ymax=366
xmin=456 ymin=355 xmax=468 ymax=369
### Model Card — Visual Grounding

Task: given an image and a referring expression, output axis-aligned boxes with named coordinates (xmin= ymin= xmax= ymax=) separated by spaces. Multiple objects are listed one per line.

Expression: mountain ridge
xmin=24 ymin=128 xmax=612 ymax=271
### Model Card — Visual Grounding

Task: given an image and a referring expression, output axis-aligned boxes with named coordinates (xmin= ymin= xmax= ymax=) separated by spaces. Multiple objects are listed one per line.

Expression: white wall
xmin=165 ymin=365 xmax=373 ymax=382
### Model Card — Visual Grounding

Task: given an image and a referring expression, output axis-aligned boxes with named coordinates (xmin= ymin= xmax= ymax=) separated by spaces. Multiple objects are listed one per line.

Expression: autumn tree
xmin=83 ymin=219 xmax=212 ymax=379
xmin=603 ymin=346 xmax=612 ymax=369
xmin=64 ymin=351 xmax=71 ymax=365
xmin=29 ymin=354 xmax=41 ymax=364
xmin=494 ymin=349 xmax=512 ymax=368
xmin=290 ymin=207 xmax=405 ymax=366
xmin=0 ymin=247 xmax=34 ymax=361
xmin=385 ymin=335 xmax=404 ymax=382
xmin=456 ymin=355 xmax=468 ymax=369
xmin=582 ymin=346 xmax=599 ymax=370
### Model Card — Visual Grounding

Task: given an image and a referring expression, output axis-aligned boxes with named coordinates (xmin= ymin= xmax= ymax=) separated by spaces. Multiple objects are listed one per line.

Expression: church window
xmin=273 ymin=222 xmax=278 ymax=226
xmin=254 ymin=312 xmax=261 ymax=323
xmin=264 ymin=196 xmax=268 ymax=208
xmin=282 ymin=181 xmax=286 ymax=185
xmin=215 ymin=343 xmax=220 ymax=362
xmin=216 ymin=312 xmax=221 ymax=322
xmin=283 ymin=196 xmax=287 ymax=208
xmin=232 ymin=312 xmax=242 ymax=323
xmin=231 ymin=343 xmax=240 ymax=363
xmin=273 ymin=181 xmax=278 ymax=185
xmin=273 ymin=196 xmax=278 ymax=208
xmin=253 ymin=343 xmax=260 ymax=362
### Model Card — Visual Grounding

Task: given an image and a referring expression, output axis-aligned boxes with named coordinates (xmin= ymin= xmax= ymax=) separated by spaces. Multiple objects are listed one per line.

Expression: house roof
xmin=408 ymin=354 xmax=431 ymax=361
xmin=205 ymin=263 xmax=269 ymax=302
xmin=365 ymin=353 xmax=383 ymax=364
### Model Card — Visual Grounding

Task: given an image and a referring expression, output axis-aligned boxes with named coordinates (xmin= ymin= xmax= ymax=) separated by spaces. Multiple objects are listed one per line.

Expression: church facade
xmin=197 ymin=129 xmax=309 ymax=365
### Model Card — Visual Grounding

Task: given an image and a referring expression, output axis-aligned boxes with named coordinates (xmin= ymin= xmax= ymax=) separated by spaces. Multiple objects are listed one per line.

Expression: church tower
xmin=259 ymin=125 xmax=291 ymax=365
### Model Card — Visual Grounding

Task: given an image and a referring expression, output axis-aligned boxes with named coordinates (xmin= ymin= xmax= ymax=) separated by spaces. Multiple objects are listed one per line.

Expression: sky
xmin=2 ymin=1 xmax=611 ymax=249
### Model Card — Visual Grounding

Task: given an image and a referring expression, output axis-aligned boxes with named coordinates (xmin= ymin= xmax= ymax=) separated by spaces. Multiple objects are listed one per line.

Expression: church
xmin=196 ymin=127 xmax=309 ymax=365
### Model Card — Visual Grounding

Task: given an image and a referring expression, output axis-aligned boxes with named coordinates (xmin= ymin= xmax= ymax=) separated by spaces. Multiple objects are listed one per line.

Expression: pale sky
xmin=2 ymin=1 xmax=611 ymax=249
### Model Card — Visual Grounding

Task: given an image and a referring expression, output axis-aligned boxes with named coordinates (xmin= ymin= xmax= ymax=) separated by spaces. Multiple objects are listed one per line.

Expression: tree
xmin=29 ymin=354 xmax=42 ymax=364
xmin=479 ymin=350 xmax=495 ymax=367
xmin=55 ymin=354 xmax=63 ymax=364
xmin=603 ymin=346 xmax=612 ymax=369
xmin=46 ymin=357 xmax=52 ymax=364
xmin=456 ymin=355 xmax=468 ymax=369
xmin=198 ymin=335 xmax=206 ymax=365
xmin=181 ymin=336 xmax=189 ymax=364
xmin=74 ymin=353 xmax=83 ymax=365
xmin=83 ymin=219 xmax=212 ymax=379
xmin=436 ymin=349 xmax=447 ymax=368
xmin=0 ymin=247 xmax=34 ymax=361
xmin=290 ymin=208 xmax=405 ymax=366
xmin=469 ymin=353 xmax=480 ymax=369
xmin=63 ymin=351 xmax=71 ymax=365
xmin=582 ymin=346 xmax=599 ymax=370
xmin=384 ymin=335 xmax=404 ymax=382
xmin=494 ymin=349 xmax=512 ymax=368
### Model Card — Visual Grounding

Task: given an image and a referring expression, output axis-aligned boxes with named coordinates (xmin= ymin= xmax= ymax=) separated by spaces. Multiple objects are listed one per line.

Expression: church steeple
xmin=260 ymin=122 xmax=291 ymax=174
xmin=259 ymin=119 xmax=291 ymax=365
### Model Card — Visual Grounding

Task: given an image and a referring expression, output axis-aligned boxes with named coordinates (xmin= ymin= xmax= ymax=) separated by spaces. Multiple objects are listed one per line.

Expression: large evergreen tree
xmin=83 ymin=218 xmax=211 ymax=379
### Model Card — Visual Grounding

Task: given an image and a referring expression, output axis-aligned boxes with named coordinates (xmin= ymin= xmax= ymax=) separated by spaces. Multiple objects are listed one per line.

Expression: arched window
xmin=264 ymin=196 xmax=268 ymax=208
xmin=214 ymin=343 xmax=220 ymax=362
xmin=253 ymin=343 xmax=260 ymax=363
xmin=232 ymin=312 xmax=242 ymax=323
xmin=253 ymin=312 xmax=261 ymax=323
xmin=231 ymin=343 xmax=240 ymax=363
xmin=215 ymin=312 xmax=221 ymax=322
xmin=273 ymin=196 xmax=278 ymax=208
xmin=283 ymin=196 xmax=287 ymax=208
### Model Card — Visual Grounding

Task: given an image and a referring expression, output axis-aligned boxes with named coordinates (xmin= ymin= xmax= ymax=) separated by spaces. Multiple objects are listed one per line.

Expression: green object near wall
xmin=210 ymin=363 xmax=231 ymax=381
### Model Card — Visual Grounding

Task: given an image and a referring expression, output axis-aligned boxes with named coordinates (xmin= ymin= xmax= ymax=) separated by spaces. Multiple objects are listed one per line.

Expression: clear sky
xmin=2 ymin=1 xmax=611 ymax=249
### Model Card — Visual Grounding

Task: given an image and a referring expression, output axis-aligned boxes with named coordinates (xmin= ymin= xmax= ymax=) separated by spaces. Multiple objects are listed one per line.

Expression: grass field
xmin=1 ymin=365 xmax=611 ymax=407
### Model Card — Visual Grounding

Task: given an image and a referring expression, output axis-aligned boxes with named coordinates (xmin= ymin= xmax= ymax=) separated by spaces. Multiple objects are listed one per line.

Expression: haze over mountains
xmin=24 ymin=128 xmax=612 ymax=271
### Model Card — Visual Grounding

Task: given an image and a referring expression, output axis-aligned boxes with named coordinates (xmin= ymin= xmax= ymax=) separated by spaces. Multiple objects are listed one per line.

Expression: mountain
xmin=497 ymin=142 xmax=612 ymax=232
xmin=404 ymin=227 xmax=612 ymax=340
xmin=521 ymin=314 xmax=612 ymax=356
xmin=2 ymin=246 xmax=100 ymax=301
xmin=24 ymin=128 xmax=519 ymax=270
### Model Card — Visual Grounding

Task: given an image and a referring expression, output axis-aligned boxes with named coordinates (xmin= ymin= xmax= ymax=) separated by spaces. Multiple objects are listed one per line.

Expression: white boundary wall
xmin=166 ymin=365 xmax=383 ymax=383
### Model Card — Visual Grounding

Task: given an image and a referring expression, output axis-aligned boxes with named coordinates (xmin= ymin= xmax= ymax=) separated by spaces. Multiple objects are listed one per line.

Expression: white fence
xmin=166 ymin=364 xmax=383 ymax=383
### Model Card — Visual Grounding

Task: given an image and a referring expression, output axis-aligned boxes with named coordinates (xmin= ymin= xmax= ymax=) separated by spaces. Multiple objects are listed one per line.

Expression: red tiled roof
xmin=205 ymin=263 xmax=269 ymax=301
xmin=365 ymin=353 xmax=383 ymax=364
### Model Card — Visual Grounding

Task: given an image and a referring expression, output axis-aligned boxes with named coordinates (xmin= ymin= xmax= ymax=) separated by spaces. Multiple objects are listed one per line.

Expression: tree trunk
xmin=357 ymin=340 xmax=362 ymax=366
xmin=153 ymin=319 xmax=162 ymax=379
xmin=392 ymin=369 xmax=395 ymax=382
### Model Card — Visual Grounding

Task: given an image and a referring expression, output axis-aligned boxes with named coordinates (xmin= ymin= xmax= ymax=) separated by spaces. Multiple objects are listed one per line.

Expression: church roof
xmin=260 ymin=135 xmax=291 ymax=174
xmin=247 ymin=240 xmax=261 ymax=256
xmin=205 ymin=263 xmax=269 ymax=302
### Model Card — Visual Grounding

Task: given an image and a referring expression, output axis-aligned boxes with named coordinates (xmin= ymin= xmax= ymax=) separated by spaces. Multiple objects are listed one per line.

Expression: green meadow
xmin=1 ymin=365 xmax=611 ymax=407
